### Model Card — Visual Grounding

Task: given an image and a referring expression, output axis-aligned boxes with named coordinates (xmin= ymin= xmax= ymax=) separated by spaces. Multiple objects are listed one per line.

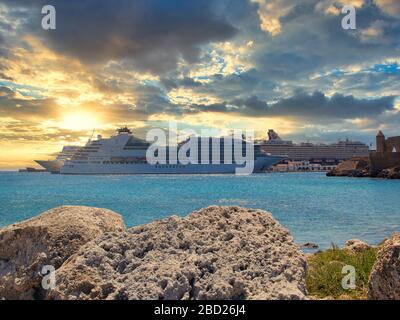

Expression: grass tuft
xmin=306 ymin=245 xmax=378 ymax=300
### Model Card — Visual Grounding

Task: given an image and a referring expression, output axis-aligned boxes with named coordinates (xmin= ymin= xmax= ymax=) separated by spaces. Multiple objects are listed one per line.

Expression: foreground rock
xmin=48 ymin=206 xmax=307 ymax=300
xmin=344 ymin=239 xmax=372 ymax=253
xmin=368 ymin=234 xmax=400 ymax=300
xmin=0 ymin=206 xmax=125 ymax=300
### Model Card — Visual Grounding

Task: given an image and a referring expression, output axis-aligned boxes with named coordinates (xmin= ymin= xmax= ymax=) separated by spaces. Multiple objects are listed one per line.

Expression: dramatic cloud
xmin=375 ymin=0 xmax=400 ymax=16
xmin=187 ymin=91 xmax=396 ymax=121
xmin=0 ymin=86 xmax=58 ymax=120
xmin=1 ymin=0 xmax=238 ymax=73
xmin=250 ymin=0 xmax=300 ymax=35
xmin=252 ymin=1 xmax=400 ymax=82
xmin=0 ymin=0 xmax=399 ymax=168
xmin=266 ymin=91 xmax=396 ymax=120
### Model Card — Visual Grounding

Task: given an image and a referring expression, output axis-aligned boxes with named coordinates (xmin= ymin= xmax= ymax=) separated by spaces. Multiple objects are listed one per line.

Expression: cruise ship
xmin=259 ymin=130 xmax=370 ymax=161
xmin=60 ymin=128 xmax=285 ymax=175
xmin=35 ymin=146 xmax=81 ymax=173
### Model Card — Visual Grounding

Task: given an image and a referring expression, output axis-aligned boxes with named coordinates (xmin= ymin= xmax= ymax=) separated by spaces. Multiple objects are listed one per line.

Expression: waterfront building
xmin=271 ymin=161 xmax=337 ymax=172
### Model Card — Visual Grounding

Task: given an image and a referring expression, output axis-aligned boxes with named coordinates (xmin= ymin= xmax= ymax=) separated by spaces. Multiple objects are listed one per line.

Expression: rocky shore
xmin=0 ymin=206 xmax=399 ymax=300
xmin=327 ymin=157 xmax=400 ymax=179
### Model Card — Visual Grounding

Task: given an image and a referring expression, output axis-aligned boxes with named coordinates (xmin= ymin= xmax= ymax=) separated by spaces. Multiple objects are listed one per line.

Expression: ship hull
xmin=60 ymin=156 xmax=284 ymax=175
xmin=35 ymin=160 xmax=64 ymax=172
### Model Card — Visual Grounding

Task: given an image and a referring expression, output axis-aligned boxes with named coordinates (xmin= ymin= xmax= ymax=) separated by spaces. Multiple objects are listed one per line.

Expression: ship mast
xmin=88 ymin=128 xmax=95 ymax=142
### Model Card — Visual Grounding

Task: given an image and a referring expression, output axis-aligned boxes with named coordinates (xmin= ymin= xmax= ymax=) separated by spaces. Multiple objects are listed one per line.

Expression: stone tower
xmin=376 ymin=131 xmax=385 ymax=153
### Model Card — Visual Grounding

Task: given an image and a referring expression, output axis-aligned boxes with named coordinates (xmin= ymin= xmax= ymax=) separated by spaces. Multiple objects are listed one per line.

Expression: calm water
xmin=0 ymin=172 xmax=399 ymax=249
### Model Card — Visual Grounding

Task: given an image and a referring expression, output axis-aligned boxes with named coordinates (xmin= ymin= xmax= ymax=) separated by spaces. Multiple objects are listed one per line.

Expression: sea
xmin=0 ymin=171 xmax=399 ymax=249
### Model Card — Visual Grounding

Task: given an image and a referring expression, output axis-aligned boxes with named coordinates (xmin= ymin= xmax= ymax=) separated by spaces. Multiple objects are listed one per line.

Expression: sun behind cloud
xmin=0 ymin=0 xmax=399 ymax=170
xmin=59 ymin=111 xmax=100 ymax=131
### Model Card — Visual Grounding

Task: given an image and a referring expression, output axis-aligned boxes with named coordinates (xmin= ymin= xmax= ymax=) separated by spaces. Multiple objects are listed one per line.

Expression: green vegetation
xmin=306 ymin=245 xmax=378 ymax=300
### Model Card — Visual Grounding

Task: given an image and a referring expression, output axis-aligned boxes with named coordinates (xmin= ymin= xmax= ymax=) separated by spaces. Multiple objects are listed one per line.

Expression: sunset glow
xmin=0 ymin=0 xmax=399 ymax=169
xmin=59 ymin=112 xmax=101 ymax=131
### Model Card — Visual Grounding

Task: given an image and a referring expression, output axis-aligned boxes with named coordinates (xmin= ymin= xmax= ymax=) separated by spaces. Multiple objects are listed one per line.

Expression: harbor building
xmin=271 ymin=161 xmax=338 ymax=172
xmin=370 ymin=131 xmax=400 ymax=174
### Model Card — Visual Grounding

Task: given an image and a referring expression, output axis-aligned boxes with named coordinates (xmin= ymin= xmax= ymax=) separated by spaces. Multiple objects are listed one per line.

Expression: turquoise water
xmin=0 ymin=172 xmax=399 ymax=249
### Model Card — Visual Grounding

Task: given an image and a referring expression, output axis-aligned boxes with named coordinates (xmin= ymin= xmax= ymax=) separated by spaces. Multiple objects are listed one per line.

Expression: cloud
xmin=187 ymin=91 xmax=396 ymax=121
xmin=359 ymin=19 xmax=388 ymax=42
xmin=327 ymin=65 xmax=400 ymax=97
xmin=250 ymin=0 xmax=303 ymax=36
xmin=0 ymin=0 xmax=238 ymax=74
xmin=0 ymin=0 xmax=399 ymax=167
xmin=0 ymin=86 xmax=59 ymax=120
xmin=267 ymin=91 xmax=396 ymax=119
xmin=317 ymin=0 xmax=400 ymax=17
xmin=252 ymin=1 xmax=400 ymax=81
xmin=375 ymin=0 xmax=400 ymax=16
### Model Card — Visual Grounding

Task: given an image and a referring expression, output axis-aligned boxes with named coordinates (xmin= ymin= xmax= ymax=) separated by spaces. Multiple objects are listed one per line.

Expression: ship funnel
xmin=267 ymin=129 xmax=281 ymax=141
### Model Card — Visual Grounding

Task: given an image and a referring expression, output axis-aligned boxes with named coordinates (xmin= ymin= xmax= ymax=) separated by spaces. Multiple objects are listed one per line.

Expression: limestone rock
xmin=0 ymin=206 xmax=125 ymax=300
xmin=368 ymin=234 xmax=400 ymax=300
xmin=327 ymin=157 xmax=369 ymax=177
xmin=48 ymin=206 xmax=307 ymax=300
xmin=344 ymin=239 xmax=371 ymax=252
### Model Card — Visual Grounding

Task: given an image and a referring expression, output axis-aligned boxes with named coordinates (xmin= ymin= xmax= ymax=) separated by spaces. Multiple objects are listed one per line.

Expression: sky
xmin=0 ymin=0 xmax=399 ymax=169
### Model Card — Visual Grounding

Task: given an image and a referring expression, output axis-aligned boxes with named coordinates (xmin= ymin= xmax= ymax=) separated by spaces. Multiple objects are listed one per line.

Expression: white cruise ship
xmin=259 ymin=130 xmax=370 ymax=161
xmin=60 ymin=128 xmax=285 ymax=175
xmin=35 ymin=146 xmax=81 ymax=173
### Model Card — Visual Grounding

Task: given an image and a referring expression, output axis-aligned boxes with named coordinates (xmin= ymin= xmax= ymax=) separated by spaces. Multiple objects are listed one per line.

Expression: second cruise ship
xmin=259 ymin=130 xmax=370 ymax=161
